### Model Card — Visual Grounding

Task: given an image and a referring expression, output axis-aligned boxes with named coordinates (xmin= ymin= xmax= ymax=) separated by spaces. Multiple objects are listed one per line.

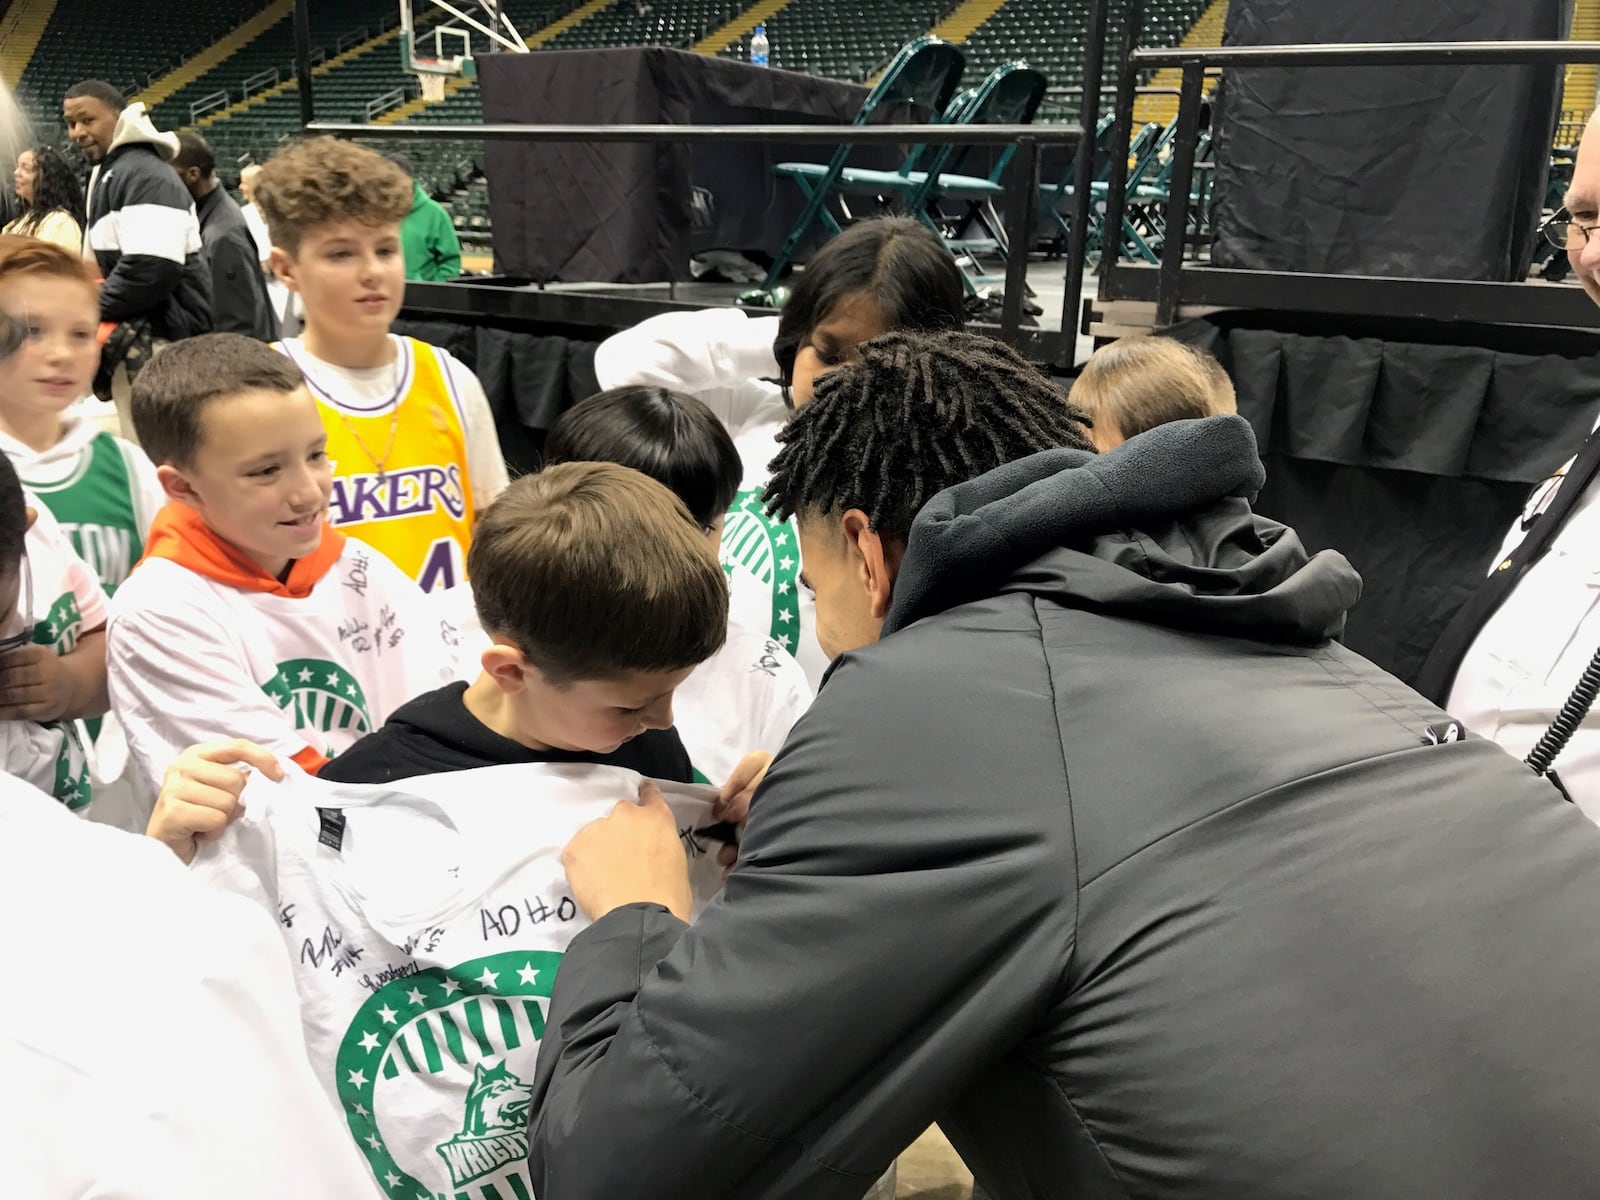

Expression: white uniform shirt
xmin=0 ymin=770 xmax=380 ymax=1199
xmin=0 ymin=496 xmax=107 ymax=812
xmin=191 ymin=762 xmax=723 ymax=1200
xmin=433 ymin=581 xmax=812 ymax=785
xmin=108 ymin=536 xmax=456 ymax=796
xmin=1449 ymin=429 xmax=1600 ymax=821
xmin=593 ymin=308 xmax=830 ymax=688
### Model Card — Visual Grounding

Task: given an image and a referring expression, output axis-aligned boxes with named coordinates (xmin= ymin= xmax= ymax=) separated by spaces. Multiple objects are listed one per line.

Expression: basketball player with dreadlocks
xmin=528 ymin=329 xmax=1600 ymax=1200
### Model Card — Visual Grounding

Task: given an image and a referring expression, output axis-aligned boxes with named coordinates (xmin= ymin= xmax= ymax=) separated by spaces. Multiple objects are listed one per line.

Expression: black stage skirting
xmin=1167 ymin=312 xmax=1600 ymax=684
xmin=478 ymin=47 xmax=896 ymax=284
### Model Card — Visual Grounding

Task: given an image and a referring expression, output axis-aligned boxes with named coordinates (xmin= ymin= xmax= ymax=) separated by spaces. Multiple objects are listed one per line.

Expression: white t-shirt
xmin=191 ymin=762 xmax=724 ymax=1200
xmin=0 ymin=495 xmax=108 ymax=812
xmin=433 ymin=581 xmax=811 ymax=784
xmin=108 ymin=536 xmax=457 ymax=797
xmin=280 ymin=334 xmax=510 ymax=517
xmin=0 ymin=770 xmax=380 ymax=1199
xmin=1449 ymin=421 xmax=1600 ymax=820
xmin=594 ymin=308 xmax=829 ymax=688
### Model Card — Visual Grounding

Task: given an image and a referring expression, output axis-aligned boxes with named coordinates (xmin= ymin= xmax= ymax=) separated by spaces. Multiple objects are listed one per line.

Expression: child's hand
xmin=563 ymin=780 xmax=693 ymax=922
xmin=716 ymin=750 xmax=772 ymax=826
xmin=147 ymin=740 xmax=284 ymax=864
xmin=0 ymin=643 xmax=76 ymax=721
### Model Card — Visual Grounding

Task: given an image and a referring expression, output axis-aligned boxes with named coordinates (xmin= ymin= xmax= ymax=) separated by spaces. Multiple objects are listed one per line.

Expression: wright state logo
xmin=720 ymin=488 xmax=801 ymax=651
xmin=261 ymin=658 xmax=373 ymax=745
xmin=335 ymin=950 xmax=560 ymax=1199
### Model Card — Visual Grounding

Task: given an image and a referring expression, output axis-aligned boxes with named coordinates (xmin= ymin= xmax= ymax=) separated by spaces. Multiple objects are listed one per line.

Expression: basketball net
xmin=420 ymin=72 xmax=446 ymax=102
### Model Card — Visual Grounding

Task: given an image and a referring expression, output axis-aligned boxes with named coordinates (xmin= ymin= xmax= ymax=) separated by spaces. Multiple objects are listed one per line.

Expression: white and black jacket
xmin=85 ymin=104 xmax=211 ymax=341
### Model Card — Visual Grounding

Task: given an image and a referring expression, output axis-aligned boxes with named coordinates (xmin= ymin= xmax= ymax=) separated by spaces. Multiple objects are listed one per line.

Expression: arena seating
xmin=17 ymin=0 xmax=268 ymax=128
xmin=541 ymin=1 xmax=751 ymax=51
xmin=721 ymin=0 xmax=957 ymax=82
xmin=150 ymin=0 xmax=401 ymax=133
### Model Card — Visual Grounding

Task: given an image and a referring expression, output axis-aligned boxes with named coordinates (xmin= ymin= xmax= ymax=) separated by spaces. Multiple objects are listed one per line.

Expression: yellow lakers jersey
xmin=283 ymin=337 xmax=474 ymax=592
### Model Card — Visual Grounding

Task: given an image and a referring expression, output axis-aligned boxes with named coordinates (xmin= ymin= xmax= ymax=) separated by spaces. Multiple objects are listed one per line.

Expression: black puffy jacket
xmin=84 ymin=103 xmax=211 ymax=341
xmin=529 ymin=416 xmax=1600 ymax=1199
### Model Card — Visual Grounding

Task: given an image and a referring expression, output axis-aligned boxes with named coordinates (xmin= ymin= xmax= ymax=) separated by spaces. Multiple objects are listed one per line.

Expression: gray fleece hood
xmin=884 ymin=414 xmax=1362 ymax=645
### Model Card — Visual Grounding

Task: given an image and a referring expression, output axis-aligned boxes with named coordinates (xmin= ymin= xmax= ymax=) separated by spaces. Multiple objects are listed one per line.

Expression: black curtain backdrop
xmin=1164 ymin=313 xmax=1600 ymax=684
xmin=1212 ymin=0 xmax=1571 ymax=280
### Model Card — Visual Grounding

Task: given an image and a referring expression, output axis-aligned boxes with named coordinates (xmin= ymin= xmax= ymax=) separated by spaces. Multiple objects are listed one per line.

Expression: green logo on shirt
xmin=335 ymin=950 xmax=560 ymax=1199
xmin=50 ymin=720 xmax=90 ymax=812
xmin=721 ymin=488 xmax=800 ymax=652
xmin=261 ymin=658 xmax=372 ymax=744
xmin=32 ymin=591 xmax=83 ymax=654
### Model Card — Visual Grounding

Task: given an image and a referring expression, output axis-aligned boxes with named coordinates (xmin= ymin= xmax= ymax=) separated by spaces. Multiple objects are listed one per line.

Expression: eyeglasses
xmin=1542 ymin=208 xmax=1600 ymax=250
xmin=0 ymin=553 xmax=34 ymax=656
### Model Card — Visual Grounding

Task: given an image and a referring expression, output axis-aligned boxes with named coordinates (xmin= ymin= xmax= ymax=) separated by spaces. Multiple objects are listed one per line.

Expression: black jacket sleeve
xmin=207 ymin=233 xmax=263 ymax=336
xmin=527 ymin=618 xmax=1080 ymax=1199
xmin=98 ymin=167 xmax=196 ymax=324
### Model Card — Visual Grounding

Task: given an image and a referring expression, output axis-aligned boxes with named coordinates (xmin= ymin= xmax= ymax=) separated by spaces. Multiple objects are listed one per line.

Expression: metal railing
xmin=364 ymin=88 xmax=408 ymax=122
xmin=305 ymin=120 xmax=1082 ymax=342
xmin=190 ymin=89 xmax=229 ymax=123
xmin=242 ymin=67 xmax=280 ymax=99
xmin=336 ymin=28 xmax=370 ymax=53
xmin=1096 ymin=23 xmax=1600 ymax=328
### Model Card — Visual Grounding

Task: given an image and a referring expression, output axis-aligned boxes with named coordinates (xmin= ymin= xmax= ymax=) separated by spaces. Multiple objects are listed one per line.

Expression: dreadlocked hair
xmin=763 ymin=329 xmax=1094 ymax=540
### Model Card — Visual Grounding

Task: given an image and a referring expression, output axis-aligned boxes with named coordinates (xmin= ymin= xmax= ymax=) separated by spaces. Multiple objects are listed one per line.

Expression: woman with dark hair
xmin=592 ymin=217 xmax=966 ymax=691
xmin=5 ymin=146 xmax=85 ymax=255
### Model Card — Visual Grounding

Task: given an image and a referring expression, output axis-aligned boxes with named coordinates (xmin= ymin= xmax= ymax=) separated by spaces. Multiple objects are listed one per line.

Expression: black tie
xmin=1414 ymin=428 xmax=1600 ymax=706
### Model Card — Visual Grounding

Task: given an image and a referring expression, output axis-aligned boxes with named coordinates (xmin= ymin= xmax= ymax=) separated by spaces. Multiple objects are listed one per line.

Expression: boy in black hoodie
xmin=319 ymin=461 xmax=726 ymax=787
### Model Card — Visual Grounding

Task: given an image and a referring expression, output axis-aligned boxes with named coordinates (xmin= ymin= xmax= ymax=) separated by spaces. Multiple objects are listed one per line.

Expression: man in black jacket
xmin=531 ymin=331 xmax=1600 ymax=1199
xmin=171 ymin=132 xmax=276 ymax=341
xmin=64 ymin=80 xmax=210 ymax=425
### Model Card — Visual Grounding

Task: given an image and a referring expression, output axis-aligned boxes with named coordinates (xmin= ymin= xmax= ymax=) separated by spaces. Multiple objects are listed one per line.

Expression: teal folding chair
xmin=906 ymin=63 xmax=1052 ymax=291
xmin=1128 ymin=131 xmax=1214 ymax=257
xmin=763 ymin=36 xmax=967 ymax=288
xmin=1091 ymin=119 xmax=1175 ymax=263
xmin=1039 ymin=112 xmax=1115 ymax=254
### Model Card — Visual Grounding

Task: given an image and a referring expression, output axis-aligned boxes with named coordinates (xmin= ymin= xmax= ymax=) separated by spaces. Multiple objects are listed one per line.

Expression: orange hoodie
xmin=138 ymin=502 xmax=347 ymax=772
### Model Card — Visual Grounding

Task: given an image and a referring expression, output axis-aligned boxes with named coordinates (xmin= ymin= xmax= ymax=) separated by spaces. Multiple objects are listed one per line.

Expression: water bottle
xmin=750 ymin=23 xmax=770 ymax=67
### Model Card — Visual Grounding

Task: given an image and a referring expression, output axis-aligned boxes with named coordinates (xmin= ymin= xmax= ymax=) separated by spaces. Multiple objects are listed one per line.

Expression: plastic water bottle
xmin=750 ymin=23 xmax=770 ymax=67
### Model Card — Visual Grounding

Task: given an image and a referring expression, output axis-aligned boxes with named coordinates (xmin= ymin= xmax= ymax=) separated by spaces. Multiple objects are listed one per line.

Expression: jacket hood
xmin=883 ymin=415 xmax=1362 ymax=646
xmin=108 ymin=103 xmax=179 ymax=160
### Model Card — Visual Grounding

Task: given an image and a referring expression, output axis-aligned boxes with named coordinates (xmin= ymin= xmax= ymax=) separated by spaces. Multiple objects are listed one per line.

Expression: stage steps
xmin=1134 ymin=0 xmax=1226 ymax=126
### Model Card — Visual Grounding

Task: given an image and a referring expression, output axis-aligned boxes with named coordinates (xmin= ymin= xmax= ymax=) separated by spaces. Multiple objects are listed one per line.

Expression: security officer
xmin=1415 ymin=108 xmax=1600 ymax=820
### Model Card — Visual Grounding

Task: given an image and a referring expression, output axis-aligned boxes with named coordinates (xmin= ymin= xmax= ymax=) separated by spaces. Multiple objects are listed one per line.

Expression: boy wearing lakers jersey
xmin=253 ymin=138 xmax=507 ymax=593
xmin=107 ymin=334 xmax=456 ymax=797
xmin=0 ymin=237 xmax=163 ymax=596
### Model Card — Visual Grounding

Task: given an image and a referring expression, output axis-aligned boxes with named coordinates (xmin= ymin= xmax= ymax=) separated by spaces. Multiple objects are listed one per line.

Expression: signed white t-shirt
xmin=191 ymin=762 xmax=724 ymax=1200
xmin=109 ymin=537 xmax=456 ymax=794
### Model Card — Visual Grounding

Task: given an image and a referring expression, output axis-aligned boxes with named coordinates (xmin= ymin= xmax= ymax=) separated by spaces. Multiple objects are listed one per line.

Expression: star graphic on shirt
xmin=358 ymin=1031 xmax=380 ymax=1053
xmin=777 ymin=608 xmax=794 ymax=624
xmin=775 ymin=531 xmax=788 ymax=546
xmin=384 ymin=1171 xmax=401 ymax=1189
xmin=298 ymin=667 xmax=313 ymax=682
xmin=347 ymin=1068 xmax=368 ymax=1087
xmin=377 ymin=1004 xmax=398 ymax=1025
xmin=779 ymin=633 xmax=793 ymax=649
xmin=325 ymin=671 xmax=342 ymax=687
xmin=477 ymin=966 xmax=500 ymax=991
xmin=777 ymin=581 xmax=790 ymax=595
xmin=778 ymin=556 xmax=794 ymax=571
xmin=347 ymin=683 xmax=359 ymax=697
xmin=405 ymin=986 xmax=426 ymax=1006
xmin=365 ymin=1134 xmax=381 ymax=1150
xmin=440 ymin=978 xmax=461 ymax=996
xmin=353 ymin=1103 xmax=369 ymax=1118
xmin=279 ymin=671 xmax=291 ymax=688
xmin=517 ymin=962 xmax=540 ymax=986
xmin=46 ymin=619 xmax=57 ymax=638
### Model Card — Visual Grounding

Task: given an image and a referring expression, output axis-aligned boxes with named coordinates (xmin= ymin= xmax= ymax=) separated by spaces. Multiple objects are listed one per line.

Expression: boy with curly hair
xmin=252 ymin=137 xmax=507 ymax=592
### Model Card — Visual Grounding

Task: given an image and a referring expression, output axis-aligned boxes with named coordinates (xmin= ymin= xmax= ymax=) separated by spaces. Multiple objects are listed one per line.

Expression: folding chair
xmin=1128 ymin=131 xmax=1214 ymax=259
xmin=1039 ymin=113 xmax=1115 ymax=255
xmin=1091 ymin=119 xmax=1175 ymax=263
xmin=763 ymin=37 xmax=967 ymax=288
